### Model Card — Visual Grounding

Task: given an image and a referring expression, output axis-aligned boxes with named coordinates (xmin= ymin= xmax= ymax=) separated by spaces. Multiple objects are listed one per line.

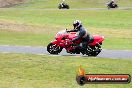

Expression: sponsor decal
xmin=76 ymin=66 xmax=131 ymax=85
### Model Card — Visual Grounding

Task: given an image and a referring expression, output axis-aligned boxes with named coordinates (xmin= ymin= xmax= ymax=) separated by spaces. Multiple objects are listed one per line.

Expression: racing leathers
xmin=67 ymin=26 xmax=91 ymax=52
xmin=109 ymin=1 xmax=115 ymax=7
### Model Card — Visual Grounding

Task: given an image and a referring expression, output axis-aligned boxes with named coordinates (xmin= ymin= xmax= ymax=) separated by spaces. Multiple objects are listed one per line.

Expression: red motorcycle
xmin=47 ymin=30 xmax=104 ymax=56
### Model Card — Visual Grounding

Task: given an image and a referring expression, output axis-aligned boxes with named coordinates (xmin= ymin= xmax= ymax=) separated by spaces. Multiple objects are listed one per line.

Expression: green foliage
xmin=0 ymin=9 xmax=132 ymax=49
xmin=13 ymin=0 xmax=132 ymax=8
xmin=0 ymin=9 xmax=132 ymax=29
xmin=0 ymin=53 xmax=132 ymax=88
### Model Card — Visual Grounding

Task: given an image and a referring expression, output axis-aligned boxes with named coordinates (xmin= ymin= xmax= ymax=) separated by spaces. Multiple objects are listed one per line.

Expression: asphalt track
xmin=1 ymin=7 xmax=132 ymax=10
xmin=0 ymin=45 xmax=132 ymax=59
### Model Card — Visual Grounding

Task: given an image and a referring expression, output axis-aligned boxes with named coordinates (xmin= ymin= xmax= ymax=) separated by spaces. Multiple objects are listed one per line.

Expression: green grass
xmin=104 ymin=38 xmax=132 ymax=50
xmin=0 ymin=9 xmax=132 ymax=29
xmin=0 ymin=1 xmax=132 ymax=88
xmin=13 ymin=0 xmax=132 ymax=8
xmin=0 ymin=30 xmax=52 ymax=46
xmin=0 ymin=53 xmax=132 ymax=88
xmin=0 ymin=29 xmax=132 ymax=50
xmin=0 ymin=9 xmax=132 ymax=49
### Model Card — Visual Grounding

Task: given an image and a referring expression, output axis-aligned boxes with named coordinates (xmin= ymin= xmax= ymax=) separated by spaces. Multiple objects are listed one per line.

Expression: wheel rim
xmin=86 ymin=44 xmax=102 ymax=56
xmin=49 ymin=45 xmax=58 ymax=52
xmin=48 ymin=44 xmax=62 ymax=54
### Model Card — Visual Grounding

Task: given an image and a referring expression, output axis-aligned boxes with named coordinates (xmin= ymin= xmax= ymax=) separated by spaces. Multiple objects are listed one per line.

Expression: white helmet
xmin=73 ymin=20 xmax=82 ymax=29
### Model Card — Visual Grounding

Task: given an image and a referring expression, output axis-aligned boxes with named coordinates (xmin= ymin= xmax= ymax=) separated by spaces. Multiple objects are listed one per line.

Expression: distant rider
xmin=61 ymin=0 xmax=65 ymax=7
xmin=67 ymin=20 xmax=91 ymax=53
xmin=108 ymin=0 xmax=116 ymax=7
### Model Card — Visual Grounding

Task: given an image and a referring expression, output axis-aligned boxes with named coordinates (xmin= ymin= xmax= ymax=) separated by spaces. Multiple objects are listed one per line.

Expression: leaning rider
xmin=67 ymin=20 xmax=91 ymax=54
xmin=109 ymin=0 xmax=115 ymax=6
xmin=61 ymin=0 xmax=65 ymax=7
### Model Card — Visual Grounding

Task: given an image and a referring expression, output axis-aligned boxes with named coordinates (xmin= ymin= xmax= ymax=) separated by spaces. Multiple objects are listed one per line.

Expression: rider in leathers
xmin=67 ymin=20 xmax=91 ymax=53
xmin=108 ymin=0 xmax=116 ymax=7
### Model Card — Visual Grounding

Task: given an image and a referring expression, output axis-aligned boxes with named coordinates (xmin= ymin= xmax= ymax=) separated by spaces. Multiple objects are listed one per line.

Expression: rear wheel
xmin=88 ymin=49 xmax=101 ymax=56
xmin=47 ymin=43 xmax=63 ymax=54
xmin=86 ymin=44 xmax=102 ymax=56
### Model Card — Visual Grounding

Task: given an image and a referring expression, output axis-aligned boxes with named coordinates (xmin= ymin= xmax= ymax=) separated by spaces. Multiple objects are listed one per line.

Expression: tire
xmin=67 ymin=5 xmax=69 ymax=9
xmin=88 ymin=49 xmax=101 ymax=56
xmin=86 ymin=44 xmax=102 ymax=56
xmin=115 ymin=4 xmax=118 ymax=8
xmin=47 ymin=43 xmax=63 ymax=54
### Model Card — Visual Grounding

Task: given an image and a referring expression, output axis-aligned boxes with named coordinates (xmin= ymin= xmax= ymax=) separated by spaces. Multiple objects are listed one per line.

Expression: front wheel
xmin=115 ymin=4 xmax=118 ymax=8
xmin=66 ymin=5 xmax=69 ymax=9
xmin=58 ymin=4 xmax=62 ymax=9
xmin=47 ymin=43 xmax=63 ymax=54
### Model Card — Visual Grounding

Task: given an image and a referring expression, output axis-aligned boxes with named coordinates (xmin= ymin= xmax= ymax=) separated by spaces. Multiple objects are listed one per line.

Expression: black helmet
xmin=73 ymin=20 xmax=82 ymax=29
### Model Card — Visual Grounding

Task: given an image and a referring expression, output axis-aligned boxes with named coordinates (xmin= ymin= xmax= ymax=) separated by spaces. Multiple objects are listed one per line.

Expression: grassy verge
xmin=0 ymin=9 xmax=132 ymax=49
xmin=0 ymin=28 xmax=132 ymax=50
xmin=13 ymin=0 xmax=132 ymax=8
xmin=0 ymin=29 xmax=54 ymax=46
xmin=0 ymin=53 xmax=132 ymax=88
xmin=0 ymin=0 xmax=25 ymax=7
xmin=0 ymin=9 xmax=132 ymax=29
